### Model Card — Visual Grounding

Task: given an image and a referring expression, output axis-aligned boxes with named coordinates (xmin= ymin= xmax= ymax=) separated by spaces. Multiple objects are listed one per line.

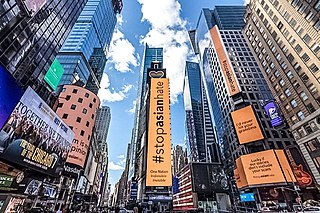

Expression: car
xmin=303 ymin=206 xmax=320 ymax=212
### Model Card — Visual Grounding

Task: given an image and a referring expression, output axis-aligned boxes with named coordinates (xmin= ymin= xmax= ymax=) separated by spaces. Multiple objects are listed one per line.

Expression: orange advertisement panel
xmin=275 ymin=150 xmax=297 ymax=183
xmin=234 ymin=150 xmax=295 ymax=189
xmin=231 ymin=105 xmax=264 ymax=144
xmin=235 ymin=158 xmax=248 ymax=189
xmin=210 ymin=26 xmax=240 ymax=96
xmin=146 ymin=78 xmax=172 ymax=186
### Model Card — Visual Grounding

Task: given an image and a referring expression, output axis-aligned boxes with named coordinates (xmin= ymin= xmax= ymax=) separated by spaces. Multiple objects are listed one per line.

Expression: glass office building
xmin=57 ymin=0 xmax=120 ymax=87
xmin=0 ymin=0 xmax=87 ymax=93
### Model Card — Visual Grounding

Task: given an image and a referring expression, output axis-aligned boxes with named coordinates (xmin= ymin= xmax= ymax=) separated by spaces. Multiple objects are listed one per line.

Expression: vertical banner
xmin=210 ymin=26 xmax=241 ymax=97
xmin=146 ymin=78 xmax=172 ymax=186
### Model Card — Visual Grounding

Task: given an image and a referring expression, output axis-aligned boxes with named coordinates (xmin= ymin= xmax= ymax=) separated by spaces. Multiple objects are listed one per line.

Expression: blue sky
xmin=97 ymin=0 xmax=245 ymax=189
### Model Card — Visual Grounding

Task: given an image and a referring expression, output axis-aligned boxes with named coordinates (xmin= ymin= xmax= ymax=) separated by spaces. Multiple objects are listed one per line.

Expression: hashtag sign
xmin=152 ymin=155 xmax=164 ymax=163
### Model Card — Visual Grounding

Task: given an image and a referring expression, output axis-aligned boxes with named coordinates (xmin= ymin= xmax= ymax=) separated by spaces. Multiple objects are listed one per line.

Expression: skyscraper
xmin=190 ymin=6 xmax=316 ymax=208
xmin=56 ymin=0 xmax=121 ymax=87
xmin=0 ymin=0 xmax=88 ymax=98
xmin=184 ymin=61 xmax=220 ymax=163
xmin=87 ymin=48 xmax=107 ymax=94
xmin=244 ymin=0 xmax=320 ymax=184
xmin=172 ymin=145 xmax=187 ymax=176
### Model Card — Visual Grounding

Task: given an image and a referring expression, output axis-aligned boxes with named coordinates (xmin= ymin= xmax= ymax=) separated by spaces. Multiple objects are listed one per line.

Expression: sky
xmin=97 ymin=0 xmax=245 ymax=189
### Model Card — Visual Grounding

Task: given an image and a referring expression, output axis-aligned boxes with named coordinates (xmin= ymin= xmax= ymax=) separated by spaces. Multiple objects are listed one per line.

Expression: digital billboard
xmin=0 ymin=65 xmax=24 ymax=130
xmin=240 ymin=193 xmax=255 ymax=202
xmin=234 ymin=150 xmax=296 ymax=189
xmin=191 ymin=163 xmax=228 ymax=192
xmin=231 ymin=105 xmax=264 ymax=144
xmin=44 ymin=59 xmax=64 ymax=90
xmin=0 ymin=87 xmax=74 ymax=176
xmin=210 ymin=26 xmax=241 ymax=97
xmin=146 ymin=78 xmax=172 ymax=186
xmin=264 ymin=102 xmax=283 ymax=127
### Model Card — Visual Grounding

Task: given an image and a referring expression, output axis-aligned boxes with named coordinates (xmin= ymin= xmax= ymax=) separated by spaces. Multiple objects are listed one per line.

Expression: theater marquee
xmin=146 ymin=78 xmax=172 ymax=186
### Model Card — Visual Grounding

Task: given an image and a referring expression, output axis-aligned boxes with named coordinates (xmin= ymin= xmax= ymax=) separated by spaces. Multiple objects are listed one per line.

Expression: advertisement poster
xmin=231 ymin=105 xmax=264 ymax=144
xmin=234 ymin=150 xmax=296 ymax=189
xmin=0 ymin=65 xmax=24 ymax=131
xmin=264 ymin=102 xmax=283 ymax=127
xmin=0 ymin=87 xmax=74 ymax=176
xmin=210 ymin=26 xmax=240 ymax=97
xmin=146 ymin=78 xmax=172 ymax=186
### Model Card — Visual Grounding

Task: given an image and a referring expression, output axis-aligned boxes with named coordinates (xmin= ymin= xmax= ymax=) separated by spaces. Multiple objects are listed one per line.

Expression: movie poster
xmin=0 ymin=87 xmax=74 ymax=176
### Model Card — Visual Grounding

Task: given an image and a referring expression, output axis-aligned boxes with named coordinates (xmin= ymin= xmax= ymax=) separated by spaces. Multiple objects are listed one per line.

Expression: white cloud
xmin=108 ymin=162 xmax=125 ymax=171
xmin=138 ymin=0 xmax=191 ymax=103
xmin=107 ymin=15 xmax=139 ymax=72
xmin=117 ymin=154 xmax=125 ymax=159
xmin=98 ymin=73 xmax=133 ymax=102
xmin=243 ymin=0 xmax=250 ymax=5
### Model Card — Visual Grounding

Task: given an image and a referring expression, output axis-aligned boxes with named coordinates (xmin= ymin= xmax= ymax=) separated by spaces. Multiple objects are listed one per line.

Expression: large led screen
xmin=0 ymin=87 xmax=74 ymax=176
xmin=264 ymin=102 xmax=283 ymax=127
xmin=0 ymin=65 xmax=24 ymax=130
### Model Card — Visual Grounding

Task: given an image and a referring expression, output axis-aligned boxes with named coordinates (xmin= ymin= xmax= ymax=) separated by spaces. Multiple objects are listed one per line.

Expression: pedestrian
xmin=133 ymin=206 xmax=138 ymax=213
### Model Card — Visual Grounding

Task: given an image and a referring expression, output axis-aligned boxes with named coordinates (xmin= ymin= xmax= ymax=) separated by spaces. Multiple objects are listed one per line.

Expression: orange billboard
xmin=146 ymin=78 xmax=172 ymax=186
xmin=210 ymin=26 xmax=241 ymax=97
xmin=231 ymin=105 xmax=264 ymax=144
xmin=234 ymin=150 xmax=296 ymax=189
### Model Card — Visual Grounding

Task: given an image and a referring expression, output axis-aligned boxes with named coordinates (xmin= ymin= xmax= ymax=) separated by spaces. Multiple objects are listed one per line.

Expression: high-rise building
xmin=128 ymin=45 xmax=163 ymax=181
xmin=87 ymin=48 xmax=107 ymax=94
xmin=57 ymin=0 xmax=121 ymax=87
xmin=0 ymin=0 xmax=88 ymax=100
xmin=190 ymin=6 xmax=317 ymax=209
xmin=172 ymin=145 xmax=187 ymax=176
xmin=94 ymin=106 xmax=111 ymax=204
xmin=184 ymin=61 xmax=220 ymax=163
xmin=127 ymin=44 xmax=172 ymax=211
xmin=243 ymin=0 xmax=320 ymax=184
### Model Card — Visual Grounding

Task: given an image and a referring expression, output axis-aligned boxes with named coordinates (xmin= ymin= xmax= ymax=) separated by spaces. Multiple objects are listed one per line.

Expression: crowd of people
xmin=0 ymin=109 xmax=71 ymax=160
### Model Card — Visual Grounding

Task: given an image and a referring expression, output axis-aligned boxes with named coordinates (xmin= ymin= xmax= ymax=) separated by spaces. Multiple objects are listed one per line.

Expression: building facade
xmin=184 ymin=61 xmax=221 ymax=163
xmin=190 ymin=6 xmax=317 ymax=209
xmin=0 ymin=0 xmax=88 ymax=102
xmin=57 ymin=0 xmax=120 ymax=87
xmin=243 ymin=0 xmax=320 ymax=184
xmin=87 ymin=48 xmax=107 ymax=94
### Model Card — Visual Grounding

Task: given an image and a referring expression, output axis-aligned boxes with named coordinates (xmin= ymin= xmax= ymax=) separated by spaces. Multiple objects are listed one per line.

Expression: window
xmin=311 ymin=43 xmax=320 ymax=54
xmin=307 ymin=104 xmax=316 ymax=113
xmin=285 ymin=104 xmax=290 ymax=111
xmin=294 ymin=44 xmax=302 ymax=53
xmin=78 ymin=98 xmax=83 ymax=103
xmin=62 ymin=114 xmax=68 ymax=119
xmin=293 ymin=80 xmax=300 ymax=89
xmin=82 ymin=108 xmax=87 ymax=114
xmin=286 ymin=71 xmax=293 ymax=79
xmin=279 ymin=79 xmax=285 ymax=86
xmin=298 ymin=4 xmax=307 ymax=14
xmin=300 ymin=92 xmax=308 ymax=101
xmin=85 ymin=93 xmax=89 ymax=98
xmin=72 ymin=89 xmax=78 ymax=94
xmin=86 ymin=121 xmax=90 ymax=127
xmin=291 ymin=99 xmax=298 ymax=108
xmin=93 ymin=98 xmax=96 ymax=103
xmin=71 ymin=104 xmax=76 ymax=110
xmin=308 ymin=84 xmax=318 ymax=94
xmin=310 ymin=63 xmax=319 ymax=73
xmin=315 ymin=0 xmax=320 ymax=10
xmin=91 ymin=114 xmax=94 ymax=119
xmin=302 ymin=34 xmax=311 ymax=44
xmin=314 ymin=20 xmax=320 ymax=31
xmin=285 ymin=88 xmax=291 ymax=97
xmin=89 ymin=103 xmax=93 ymax=108
xmin=291 ymin=115 xmax=298 ymax=123
xmin=58 ymin=103 xmax=63 ymax=108
xmin=301 ymin=73 xmax=309 ymax=82
xmin=66 ymin=95 xmax=71 ymax=101
xmin=301 ymin=53 xmax=310 ymax=62
xmin=297 ymin=111 xmax=305 ymax=120
xmin=305 ymin=11 xmax=315 ymax=21
xmin=76 ymin=117 xmax=81 ymax=123
xmin=80 ymin=130 xmax=85 ymax=136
